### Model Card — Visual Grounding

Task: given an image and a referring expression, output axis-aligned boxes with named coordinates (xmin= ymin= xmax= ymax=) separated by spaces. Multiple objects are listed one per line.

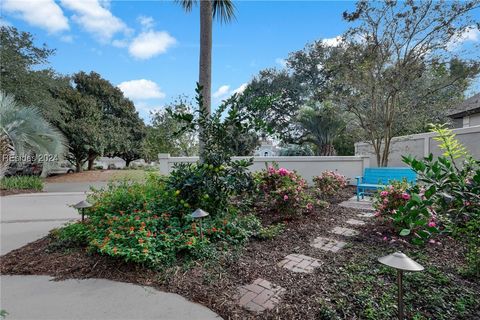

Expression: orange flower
xmin=143 ymin=248 xmax=149 ymax=253
xmin=113 ymin=247 xmax=117 ymax=254
xmin=146 ymin=231 xmax=151 ymax=237
xmin=138 ymin=239 xmax=144 ymax=244
xmin=130 ymin=226 xmax=135 ymax=232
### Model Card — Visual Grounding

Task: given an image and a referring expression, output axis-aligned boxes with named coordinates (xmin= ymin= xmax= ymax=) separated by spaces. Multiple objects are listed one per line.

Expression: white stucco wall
xmin=157 ymin=154 xmax=369 ymax=185
xmin=355 ymin=125 xmax=480 ymax=167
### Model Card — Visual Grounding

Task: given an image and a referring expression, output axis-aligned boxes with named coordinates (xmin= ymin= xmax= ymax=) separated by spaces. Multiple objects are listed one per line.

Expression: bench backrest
xmin=363 ymin=167 xmax=416 ymax=185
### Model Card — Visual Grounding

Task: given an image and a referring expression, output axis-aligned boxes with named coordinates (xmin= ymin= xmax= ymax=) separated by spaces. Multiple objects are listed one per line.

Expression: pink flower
xmin=383 ymin=236 xmax=388 ymax=241
xmin=383 ymin=198 xmax=389 ymax=204
xmin=278 ymin=168 xmax=289 ymax=176
xmin=380 ymin=191 xmax=389 ymax=197
xmin=283 ymin=194 xmax=289 ymax=201
xmin=402 ymin=193 xmax=410 ymax=200
xmin=428 ymin=220 xmax=436 ymax=228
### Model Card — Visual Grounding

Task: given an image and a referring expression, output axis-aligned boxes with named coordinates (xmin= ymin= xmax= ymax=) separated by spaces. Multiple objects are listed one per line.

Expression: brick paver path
xmin=357 ymin=211 xmax=375 ymax=218
xmin=277 ymin=254 xmax=321 ymax=273
xmin=346 ymin=219 xmax=366 ymax=226
xmin=330 ymin=226 xmax=359 ymax=237
xmin=311 ymin=236 xmax=346 ymax=252
xmin=236 ymin=278 xmax=285 ymax=312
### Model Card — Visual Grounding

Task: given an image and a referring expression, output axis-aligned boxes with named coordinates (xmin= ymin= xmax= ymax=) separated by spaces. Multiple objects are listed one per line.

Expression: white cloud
xmin=138 ymin=15 xmax=154 ymax=30
xmin=128 ymin=31 xmax=177 ymax=59
xmin=60 ymin=0 xmax=129 ymax=42
xmin=322 ymin=36 xmax=343 ymax=47
xmin=3 ymin=0 xmax=69 ymax=33
xmin=212 ymin=85 xmax=231 ymax=98
xmin=447 ymin=26 xmax=480 ymax=50
xmin=117 ymin=79 xmax=166 ymax=100
xmin=233 ymin=83 xmax=248 ymax=95
xmin=212 ymin=83 xmax=248 ymax=101
xmin=275 ymin=58 xmax=287 ymax=68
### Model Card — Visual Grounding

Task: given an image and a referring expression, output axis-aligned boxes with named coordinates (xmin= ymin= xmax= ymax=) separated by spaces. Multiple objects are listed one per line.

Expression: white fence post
xmin=158 ymin=153 xmax=170 ymax=175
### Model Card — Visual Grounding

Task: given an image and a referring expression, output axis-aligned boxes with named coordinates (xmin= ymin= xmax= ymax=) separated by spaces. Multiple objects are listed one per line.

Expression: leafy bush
xmin=167 ymin=159 xmax=254 ymax=218
xmin=255 ymin=165 xmax=321 ymax=216
xmin=313 ymin=170 xmax=347 ymax=196
xmin=402 ymin=125 xmax=480 ymax=275
xmin=50 ymin=222 xmax=90 ymax=248
xmin=84 ymin=174 xmax=254 ymax=266
xmin=373 ymin=180 xmax=439 ymax=243
xmin=0 ymin=175 xmax=43 ymax=190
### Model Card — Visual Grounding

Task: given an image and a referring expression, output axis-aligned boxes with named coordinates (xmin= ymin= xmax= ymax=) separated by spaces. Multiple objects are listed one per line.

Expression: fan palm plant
xmin=0 ymin=92 xmax=67 ymax=178
xmin=175 ymin=0 xmax=236 ymax=155
xmin=297 ymin=102 xmax=346 ymax=156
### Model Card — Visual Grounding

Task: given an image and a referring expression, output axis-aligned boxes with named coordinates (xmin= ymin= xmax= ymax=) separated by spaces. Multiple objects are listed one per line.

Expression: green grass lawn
xmin=110 ymin=170 xmax=150 ymax=182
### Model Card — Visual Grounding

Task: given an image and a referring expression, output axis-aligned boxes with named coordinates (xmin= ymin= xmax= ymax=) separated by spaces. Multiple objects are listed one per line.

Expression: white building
xmin=254 ymin=139 xmax=278 ymax=157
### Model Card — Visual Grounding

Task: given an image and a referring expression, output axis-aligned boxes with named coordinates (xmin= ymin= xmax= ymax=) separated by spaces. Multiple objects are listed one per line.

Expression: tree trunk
xmin=318 ymin=143 xmax=337 ymax=156
xmin=198 ymin=0 xmax=212 ymax=158
xmin=75 ymin=160 xmax=83 ymax=173
xmin=125 ymin=159 xmax=131 ymax=167
xmin=87 ymin=151 xmax=97 ymax=170
xmin=88 ymin=158 xmax=94 ymax=170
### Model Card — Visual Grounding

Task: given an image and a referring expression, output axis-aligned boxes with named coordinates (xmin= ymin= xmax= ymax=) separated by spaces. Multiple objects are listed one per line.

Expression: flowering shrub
xmin=402 ymin=125 xmax=480 ymax=276
xmin=83 ymin=174 xmax=254 ymax=266
xmin=373 ymin=180 xmax=439 ymax=244
xmin=313 ymin=171 xmax=348 ymax=196
xmin=255 ymin=166 xmax=325 ymax=216
xmin=373 ymin=180 xmax=411 ymax=216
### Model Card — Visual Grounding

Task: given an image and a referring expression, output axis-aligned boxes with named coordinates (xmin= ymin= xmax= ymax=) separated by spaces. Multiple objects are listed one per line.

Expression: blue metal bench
xmin=356 ymin=167 xmax=416 ymax=201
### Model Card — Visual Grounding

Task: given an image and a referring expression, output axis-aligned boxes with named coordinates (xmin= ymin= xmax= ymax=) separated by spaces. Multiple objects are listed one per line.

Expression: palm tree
xmin=0 ymin=92 xmax=67 ymax=178
xmin=176 ymin=0 xmax=236 ymax=154
xmin=297 ymin=102 xmax=346 ymax=156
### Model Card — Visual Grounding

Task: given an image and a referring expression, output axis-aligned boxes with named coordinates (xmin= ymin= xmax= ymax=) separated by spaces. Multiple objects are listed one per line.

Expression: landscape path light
xmin=73 ymin=200 xmax=92 ymax=222
xmin=378 ymin=251 xmax=424 ymax=320
xmin=191 ymin=208 xmax=209 ymax=240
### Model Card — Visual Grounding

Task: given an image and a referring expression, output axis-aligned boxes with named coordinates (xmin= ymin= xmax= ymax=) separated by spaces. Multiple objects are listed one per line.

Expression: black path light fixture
xmin=191 ymin=208 xmax=209 ymax=240
xmin=378 ymin=251 xmax=424 ymax=320
xmin=73 ymin=200 xmax=92 ymax=222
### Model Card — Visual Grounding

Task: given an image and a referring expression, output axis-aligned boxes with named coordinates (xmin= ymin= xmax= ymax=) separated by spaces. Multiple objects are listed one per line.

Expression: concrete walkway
xmin=1 ymin=187 xmax=221 ymax=319
xmin=1 ymin=276 xmax=221 ymax=320
xmin=0 ymin=192 xmax=85 ymax=255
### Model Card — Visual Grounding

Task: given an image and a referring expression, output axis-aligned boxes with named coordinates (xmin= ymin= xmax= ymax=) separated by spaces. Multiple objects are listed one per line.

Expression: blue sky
xmin=2 ymin=0 xmax=479 ymax=121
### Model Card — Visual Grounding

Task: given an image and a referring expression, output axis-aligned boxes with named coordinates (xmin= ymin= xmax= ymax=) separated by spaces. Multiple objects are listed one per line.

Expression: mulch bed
xmin=0 ymin=189 xmax=43 ymax=196
xmin=1 ymin=187 xmax=479 ymax=319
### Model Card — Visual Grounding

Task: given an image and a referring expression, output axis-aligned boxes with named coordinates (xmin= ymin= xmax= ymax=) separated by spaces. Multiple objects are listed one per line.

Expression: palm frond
xmin=213 ymin=0 xmax=236 ymax=23
xmin=176 ymin=0 xmax=196 ymax=12
xmin=0 ymin=91 xmax=68 ymax=175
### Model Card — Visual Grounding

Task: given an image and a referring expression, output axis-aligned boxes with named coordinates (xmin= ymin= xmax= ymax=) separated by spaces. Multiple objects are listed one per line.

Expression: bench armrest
xmin=355 ymin=176 xmax=363 ymax=184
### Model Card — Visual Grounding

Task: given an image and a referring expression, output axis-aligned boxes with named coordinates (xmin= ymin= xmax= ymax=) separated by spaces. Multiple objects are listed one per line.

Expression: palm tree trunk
xmin=198 ymin=0 xmax=212 ymax=157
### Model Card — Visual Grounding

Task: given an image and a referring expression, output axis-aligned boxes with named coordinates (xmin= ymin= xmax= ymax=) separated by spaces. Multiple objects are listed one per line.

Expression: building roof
xmin=448 ymin=93 xmax=480 ymax=118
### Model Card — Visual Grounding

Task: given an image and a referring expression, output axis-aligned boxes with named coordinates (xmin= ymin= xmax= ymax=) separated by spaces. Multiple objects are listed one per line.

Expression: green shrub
xmin=372 ymin=180 xmax=439 ymax=243
xmin=255 ymin=165 xmax=321 ymax=216
xmin=313 ymin=170 xmax=348 ymax=197
xmin=50 ymin=222 xmax=90 ymax=248
xmin=167 ymin=159 xmax=254 ymax=218
xmin=0 ymin=175 xmax=43 ymax=190
xmin=85 ymin=174 xmax=254 ymax=266
xmin=402 ymin=124 xmax=480 ymax=276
